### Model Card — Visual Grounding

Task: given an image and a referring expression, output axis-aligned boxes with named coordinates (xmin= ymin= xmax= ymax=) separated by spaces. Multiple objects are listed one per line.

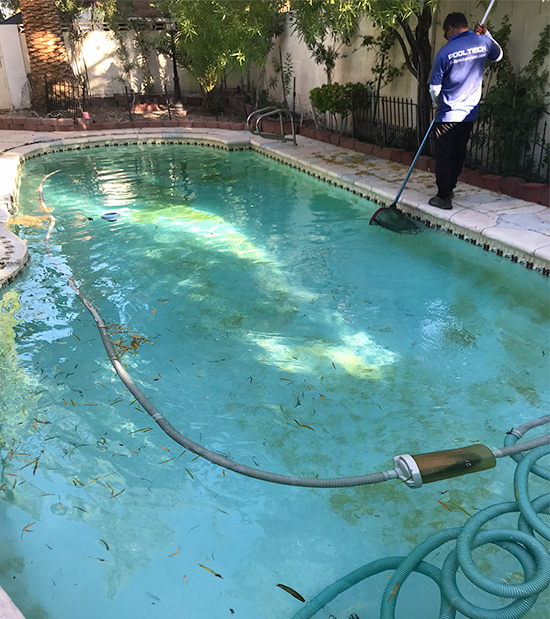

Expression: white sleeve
xmin=485 ymin=30 xmax=504 ymax=62
xmin=429 ymin=84 xmax=442 ymax=105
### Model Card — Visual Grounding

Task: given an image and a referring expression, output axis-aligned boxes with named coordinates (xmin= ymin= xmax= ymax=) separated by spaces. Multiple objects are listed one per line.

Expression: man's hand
xmin=474 ymin=22 xmax=487 ymax=35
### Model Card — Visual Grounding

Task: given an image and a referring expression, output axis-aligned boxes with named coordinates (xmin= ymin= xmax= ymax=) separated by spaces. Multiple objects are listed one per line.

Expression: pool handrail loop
xmin=247 ymin=107 xmax=297 ymax=145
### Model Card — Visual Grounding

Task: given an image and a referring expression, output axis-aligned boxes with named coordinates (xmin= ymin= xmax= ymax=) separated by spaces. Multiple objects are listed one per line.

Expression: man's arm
xmin=475 ymin=22 xmax=503 ymax=62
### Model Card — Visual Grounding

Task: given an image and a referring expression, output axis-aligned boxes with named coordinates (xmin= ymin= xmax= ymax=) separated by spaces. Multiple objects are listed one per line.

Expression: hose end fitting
xmin=394 ymin=444 xmax=497 ymax=489
xmin=393 ymin=454 xmax=423 ymax=488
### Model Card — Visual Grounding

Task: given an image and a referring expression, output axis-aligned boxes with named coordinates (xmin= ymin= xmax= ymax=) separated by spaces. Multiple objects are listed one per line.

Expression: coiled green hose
xmin=292 ymin=444 xmax=549 ymax=619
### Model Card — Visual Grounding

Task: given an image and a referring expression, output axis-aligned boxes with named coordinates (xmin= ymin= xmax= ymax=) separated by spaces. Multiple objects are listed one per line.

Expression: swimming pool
xmin=1 ymin=143 xmax=549 ymax=618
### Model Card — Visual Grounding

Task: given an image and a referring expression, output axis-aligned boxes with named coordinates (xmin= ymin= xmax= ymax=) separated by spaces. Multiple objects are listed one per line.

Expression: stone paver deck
xmin=1 ymin=127 xmax=549 ymax=292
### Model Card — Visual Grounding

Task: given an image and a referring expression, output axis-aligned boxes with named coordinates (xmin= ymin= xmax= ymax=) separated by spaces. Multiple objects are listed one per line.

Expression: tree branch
xmin=392 ymin=27 xmax=418 ymax=79
xmin=398 ymin=18 xmax=423 ymax=61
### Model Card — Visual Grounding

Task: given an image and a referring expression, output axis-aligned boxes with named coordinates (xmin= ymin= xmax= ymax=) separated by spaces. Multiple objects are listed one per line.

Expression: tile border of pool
xmin=0 ymin=127 xmax=549 ymax=291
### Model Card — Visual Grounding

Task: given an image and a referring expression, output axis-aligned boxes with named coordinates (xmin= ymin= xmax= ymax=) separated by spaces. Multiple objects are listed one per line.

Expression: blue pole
xmin=392 ymin=117 xmax=435 ymax=206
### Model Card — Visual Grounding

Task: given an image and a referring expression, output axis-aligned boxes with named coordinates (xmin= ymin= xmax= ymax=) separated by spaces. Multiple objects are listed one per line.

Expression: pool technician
xmin=428 ymin=12 xmax=503 ymax=209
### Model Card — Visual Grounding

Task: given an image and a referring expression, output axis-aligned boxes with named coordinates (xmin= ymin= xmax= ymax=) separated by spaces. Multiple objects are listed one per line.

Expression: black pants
xmin=433 ymin=122 xmax=473 ymax=198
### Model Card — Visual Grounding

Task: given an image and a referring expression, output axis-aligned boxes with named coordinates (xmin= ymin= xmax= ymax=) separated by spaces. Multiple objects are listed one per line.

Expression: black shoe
xmin=449 ymin=190 xmax=454 ymax=198
xmin=428 ymin=195 xmax=452 ymax=210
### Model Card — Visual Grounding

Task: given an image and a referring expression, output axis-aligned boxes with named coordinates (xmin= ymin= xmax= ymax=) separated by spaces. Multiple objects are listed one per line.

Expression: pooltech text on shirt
xmin=429 ymin=30 xmax=501 ymax=122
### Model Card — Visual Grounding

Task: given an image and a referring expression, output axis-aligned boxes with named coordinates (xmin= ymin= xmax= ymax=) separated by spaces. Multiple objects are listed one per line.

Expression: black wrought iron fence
xmin=351 ymin=91 xmax=549 ymax=182
xmin=352 ymin=91 xmax=427 ymax=153
xmin=45 ymin=80 xmax=86 ymax=118
xmin=468 ymin=113 xmax=549 ymax=183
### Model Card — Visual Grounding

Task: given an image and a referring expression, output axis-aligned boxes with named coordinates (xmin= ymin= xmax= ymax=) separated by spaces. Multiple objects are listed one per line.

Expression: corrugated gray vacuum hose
xmin=39 ymin=171 xmax=397 ymax=488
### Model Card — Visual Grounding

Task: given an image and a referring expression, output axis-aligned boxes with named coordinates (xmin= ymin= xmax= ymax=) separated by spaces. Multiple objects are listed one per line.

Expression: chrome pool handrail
xmin=247 ymin=107 xmax=297 ymax=145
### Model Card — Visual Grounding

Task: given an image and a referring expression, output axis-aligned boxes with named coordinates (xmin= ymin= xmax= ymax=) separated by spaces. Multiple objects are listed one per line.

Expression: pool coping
xmin=0 ymin=585 xmax=25 ymax=619
xmin=0 ymin=126 xmax=549 ymax=291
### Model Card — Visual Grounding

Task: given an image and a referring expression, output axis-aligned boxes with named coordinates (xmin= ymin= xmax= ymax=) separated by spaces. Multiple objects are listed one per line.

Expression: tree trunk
xmin=170 ymin=31 xmax=182 ymax=105
xmin=19 ymin=0 xmax=75 ymax=112
xmin=415 ymin=4 xmax=434 ymax=141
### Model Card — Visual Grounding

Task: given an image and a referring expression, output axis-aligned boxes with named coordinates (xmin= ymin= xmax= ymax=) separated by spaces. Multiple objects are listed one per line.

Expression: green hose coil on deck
xmin=292 ymin=444 xmax=550 ymax=619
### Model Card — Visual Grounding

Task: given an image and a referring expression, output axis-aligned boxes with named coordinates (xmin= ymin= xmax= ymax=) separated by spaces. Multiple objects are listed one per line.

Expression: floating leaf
xmin=199 ymin=564 xmax=223 ymax=579
xmin=277 ymin=584 xmax=305 ymax=602
xmin=169 ymin=546 xmax=180 ymax=557
xmin=129 ymin=427 xmax=152 ymax=434
xmin=22 ymin=522 xmax=35 ymax=534
xmin=294 ymin=419 xmax=314 ymax=431
xmin=387 ymin=582 xmax=399 ymax=602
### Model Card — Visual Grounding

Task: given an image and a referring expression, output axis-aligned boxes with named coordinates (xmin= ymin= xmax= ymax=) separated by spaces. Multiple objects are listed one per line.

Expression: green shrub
xmin=309 ymin=82 xmax=371 ymax=132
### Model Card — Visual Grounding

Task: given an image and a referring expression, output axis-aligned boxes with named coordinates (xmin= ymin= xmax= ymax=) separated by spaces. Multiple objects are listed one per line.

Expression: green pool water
xmin=0 ymin=144 xmax=548 ymax=618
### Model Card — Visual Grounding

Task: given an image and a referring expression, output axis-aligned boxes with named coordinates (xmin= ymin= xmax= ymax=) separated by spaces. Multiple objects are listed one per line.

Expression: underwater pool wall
xmin=1 ymin=128 xmax=549 ymax=290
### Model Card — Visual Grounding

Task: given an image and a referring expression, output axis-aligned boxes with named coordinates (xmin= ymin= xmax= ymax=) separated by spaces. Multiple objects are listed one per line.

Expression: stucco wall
xmin=74 ymin=29 xmax=193 ymax=97
xmin=0 ymin=25 xmax=30 ymax=110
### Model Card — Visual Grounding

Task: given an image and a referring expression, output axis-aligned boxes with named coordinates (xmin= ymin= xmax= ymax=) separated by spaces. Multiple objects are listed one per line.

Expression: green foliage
xmin=55 ymin=0 xmax=84 ymax=27
xmin=361 ymin=29 xmax=404 ymax=89
xmin=360 ymin=0 xmax=439 ymax=27
xmin=270 ymin=52 xmax=293 ymax=106
xmin=310 ymin=82 xmax=371 ymax=131
xmin=154 ymin=0 xmax=285 ymax=94
xmin=477 ymin=18 xmax=550 ymax=176
xmin=291 ymin=0 xmax=366 ymax=83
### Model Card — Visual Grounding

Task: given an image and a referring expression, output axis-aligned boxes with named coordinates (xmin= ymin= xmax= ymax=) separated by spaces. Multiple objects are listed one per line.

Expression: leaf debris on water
xmin=387 ymin=582 xmax=399 ymax=602
xmin=22 ymin=522 xmax=35 ymax=535
xmin=20 ymin=457 xmax=40 ymax=471
xmin=294 ymin=419 xmax=314 ymax=431
xmin=277 ymin=584 xmax=305 ymax=602
xmin=199 ymin=564 xmax=223 ymax=579
xmin=129 ymin=427 xmax=152 ymax=434
xmin=169 ymin=546 xmax=180 ymax=557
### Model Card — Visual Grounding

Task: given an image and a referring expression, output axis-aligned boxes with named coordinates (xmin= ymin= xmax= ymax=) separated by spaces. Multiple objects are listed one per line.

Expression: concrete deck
xmin=0 ymin=127 xmax=549 ymax=292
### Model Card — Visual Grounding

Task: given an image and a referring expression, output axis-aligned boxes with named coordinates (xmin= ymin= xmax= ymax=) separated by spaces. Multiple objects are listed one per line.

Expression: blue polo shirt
xmin=430 ymin=30 xmax=501 ymax=122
